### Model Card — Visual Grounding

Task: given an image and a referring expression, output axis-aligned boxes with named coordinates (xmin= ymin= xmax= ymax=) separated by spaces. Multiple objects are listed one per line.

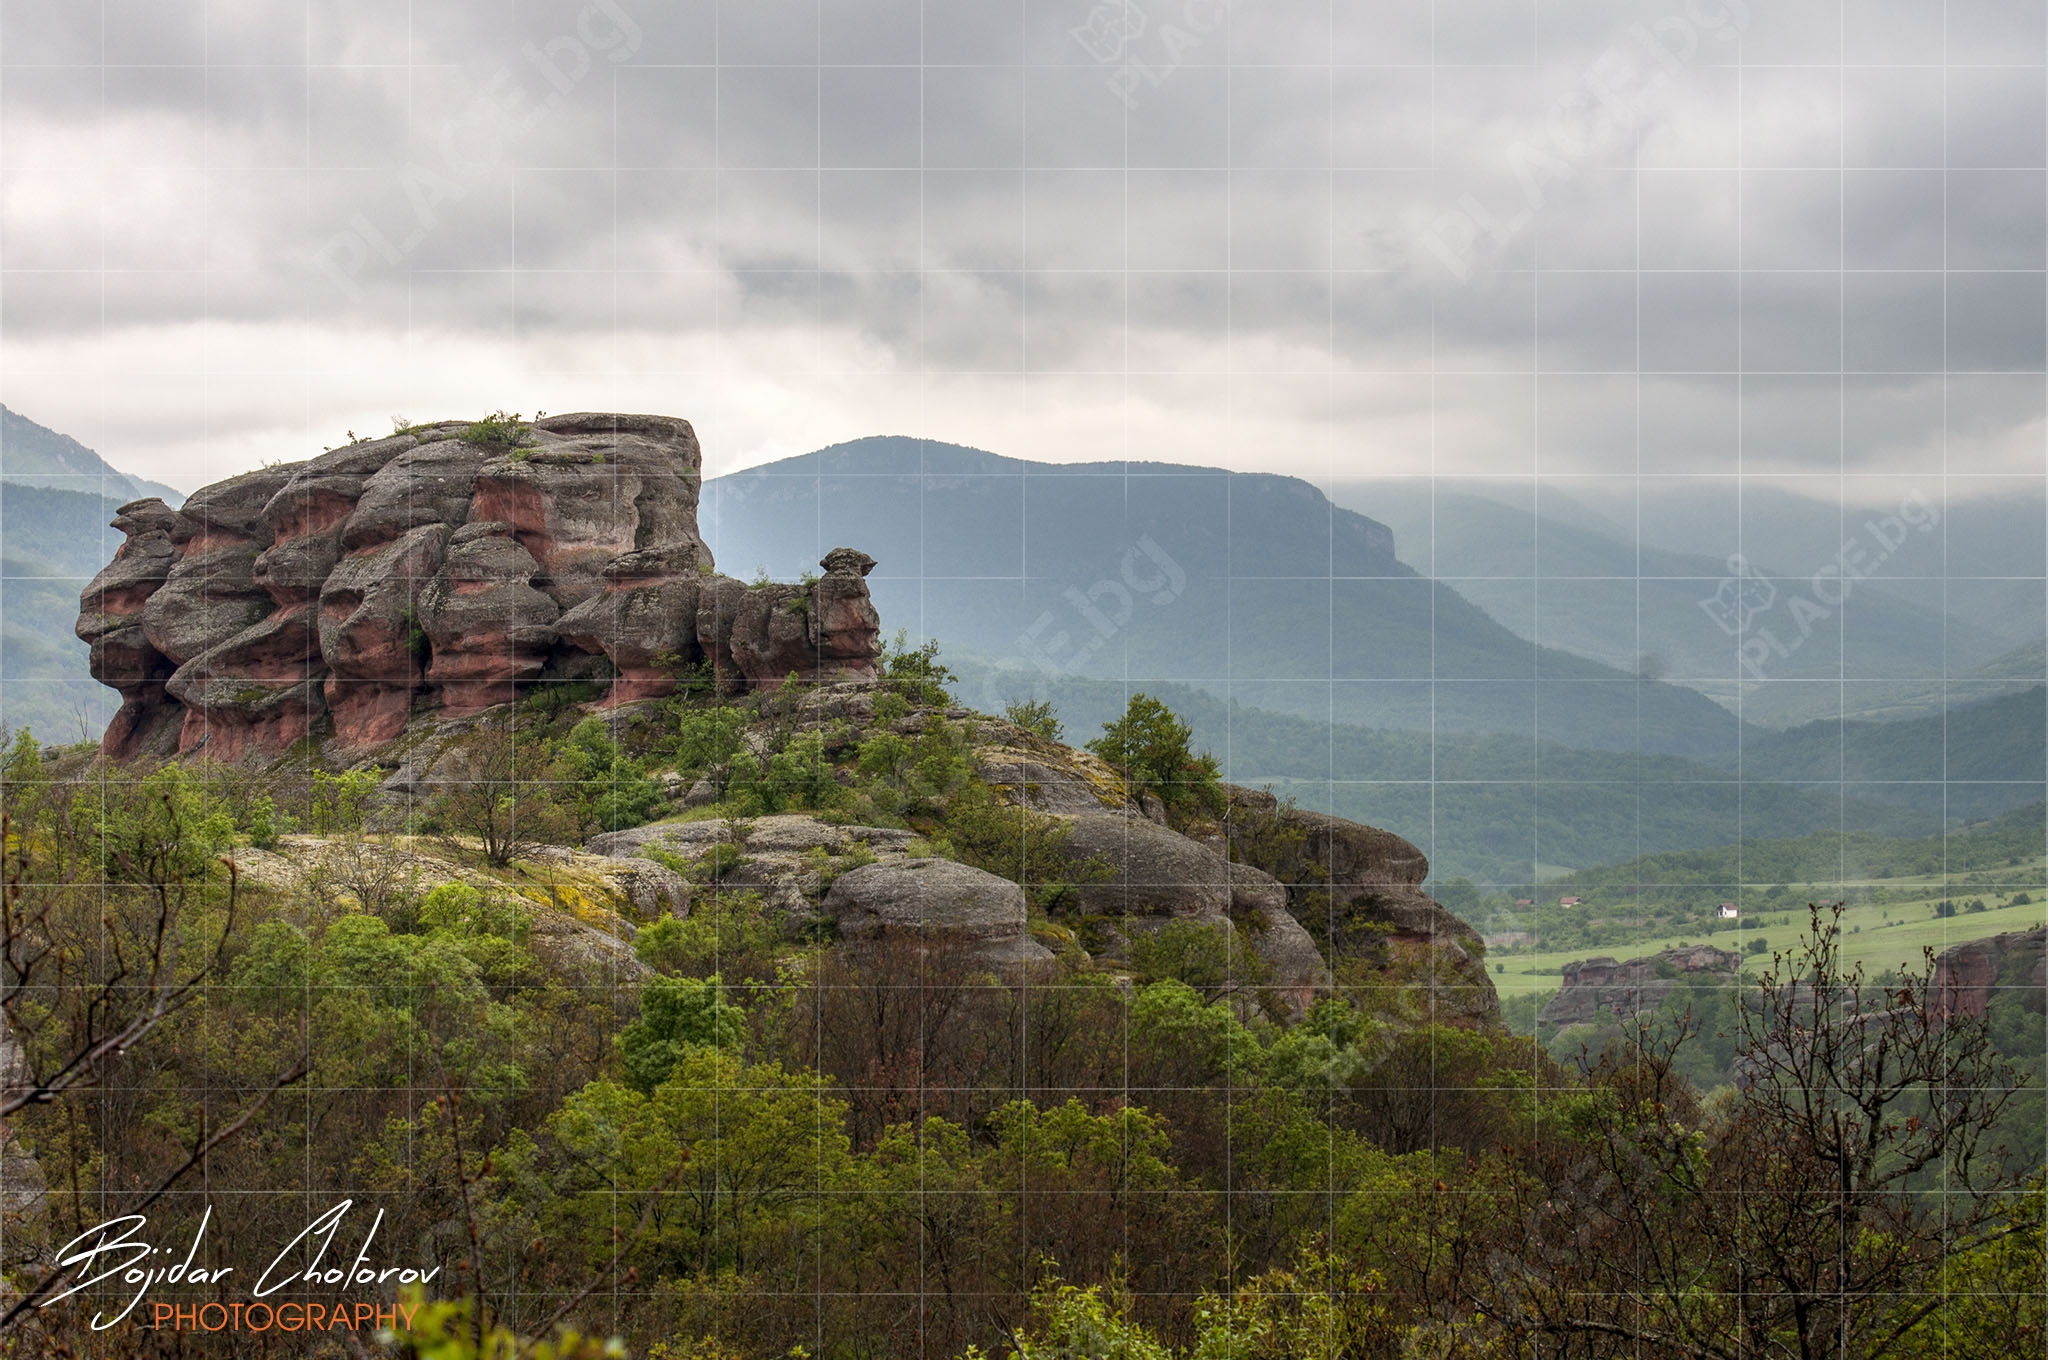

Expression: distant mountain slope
xmin=0 ymin=483 xmax=130 ymax=739
xmin=1558 ymin=799 xmax=2047 ymax=896
xmin=1730 ymin=684 xmax=2047 ymax=822
xmin=0 ymin=408 xmax=185 ymax=740
xmin=1333 ymin=480 xmax=2030 ymax=729
xmin=0 ymin=406 xmax=181 ymax=504
xmin=702 ymin=437 xmax=1751 ymax=761
xmin=982 ymin=671 xmax=1934 ymax=884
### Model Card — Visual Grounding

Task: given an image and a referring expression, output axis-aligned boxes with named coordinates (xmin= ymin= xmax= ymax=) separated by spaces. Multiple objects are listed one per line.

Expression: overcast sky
xmin=1 ymin=0 xmax=2044 ymax=496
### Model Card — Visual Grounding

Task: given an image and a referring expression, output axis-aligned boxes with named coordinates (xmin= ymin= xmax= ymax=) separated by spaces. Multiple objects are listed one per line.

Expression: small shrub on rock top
xmin=1002 ymin=698 xmax=1063 ymax=741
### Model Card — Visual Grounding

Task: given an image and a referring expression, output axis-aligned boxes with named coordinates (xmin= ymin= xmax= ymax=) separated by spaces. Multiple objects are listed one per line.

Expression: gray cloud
xmin=0 ymin=0 xmax=2043 ymax=492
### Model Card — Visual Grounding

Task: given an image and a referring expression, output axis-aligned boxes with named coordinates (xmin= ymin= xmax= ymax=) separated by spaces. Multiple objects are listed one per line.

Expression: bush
xmin=310 ymin=767 xmax=381 ymax=836
xmin=460 ymin=408 xmax=532 ymax=449
xmin=556 ymin=716 xmax=665 ymax=832
xmin=1002 ymin=698 xmax=1063 ymax=741
xmin=1125 ymin=919 xmax=1267 ymax=998
xmin=941 ymin=780 xmax=1101 ymax=908
xmin=632 ymin=893 xmax=780 ymax=978
xmin=852 ymin=722 xmax=976 ymax=821
xmin=426 ymin=723 xmax=581 ymax=866
xmin=726 ymin=731 xmax=843 ymax=815
xmin=881 ymin=630 xmax=957 ymax=707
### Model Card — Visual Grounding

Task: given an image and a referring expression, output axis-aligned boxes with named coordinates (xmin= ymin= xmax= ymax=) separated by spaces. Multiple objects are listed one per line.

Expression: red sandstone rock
xmin=78 ymin=413 xmax=882 ymax=759
xmin=473 ymin=413 xmax=712 ymax=612
xmin=1934 ymin=926 xmax=2047 ymax=1017
xmin=77 ymin=500 xmax=184 ymax=759
xmin=320 ymin=524 xmax=449 ymax=748
xmin=416 ymin=523 xmax=560 ymax=716
xmin=700 ymin=550 xmax=886 ymax=693
xmin=165 ymin=608 xmax=326 ymax=760
xmin=555 ymin=544 xmax=703 ymax=705
xmin=342 ymin=436 xmax=484 ymax=550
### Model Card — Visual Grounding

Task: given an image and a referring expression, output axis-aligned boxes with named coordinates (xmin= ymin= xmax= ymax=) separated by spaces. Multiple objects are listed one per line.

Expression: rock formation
xmin=1540 ymin=944 xmax=1742 ymax=1028
xmin=1934 ymin=926 xmax=2047 ymax=1017
xmin=77 ymin=414 xmax=885 ymax=760
xmin=825 ymin=858 xmax=1053 ymax=967
xmin=1218 ymin=786 xmax=1497 ymax=1025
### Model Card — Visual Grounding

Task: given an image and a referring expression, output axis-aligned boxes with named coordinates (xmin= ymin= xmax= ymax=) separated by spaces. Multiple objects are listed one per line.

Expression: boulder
xmin=824 ymin=858 xmax=1051 ymax=967
xmin=143 ymin=539 xmax=274 ymax=667
xmin=698 ymin=551 xmax=886 ymax=693
xmin=605 ymin=859 xmax=692 ymax=920
xmin=1058 ymin=812 xmax=1234 ymax=923
xmin=1223 ymin=784 xmax=1430 ymax=896
xmin=174 ymin=465 xmax=297 ymax=543
xmin=471 ymin=413 xmax=711 ymax=612
xmin=255 ymin=441 xmax=411 ymax=605
xmin=165 ymin=609 xmax=326 ymax=761
xmin=1220 ymin=784 xmax=1497 ymax=1025
xmin=77 ymin=499 xmax=183 ymax=759
xmin=810 ymin=548 xmax=882 ymax=679
xmin=1540 ymin=945 xmax=1742 ymax=1028
xmin=726 ymin=582 xmax=815 ymax=688
xmin=341 ymin=437 xmax=483 ymax=550
xmin=1229 ymin=861 xmax=1329 ymax=1019
xmin=555 ymin=544 xmax=703 ymax=704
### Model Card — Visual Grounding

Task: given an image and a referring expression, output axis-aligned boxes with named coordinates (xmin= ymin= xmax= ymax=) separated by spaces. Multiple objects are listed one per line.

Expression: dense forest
xmin=0 ymin=661 xmax=2041 ymax=1358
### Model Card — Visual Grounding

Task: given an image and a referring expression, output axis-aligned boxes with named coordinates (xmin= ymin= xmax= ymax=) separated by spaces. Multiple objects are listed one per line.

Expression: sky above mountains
xmin=2 ymin=1 xmax=2045 ymax=495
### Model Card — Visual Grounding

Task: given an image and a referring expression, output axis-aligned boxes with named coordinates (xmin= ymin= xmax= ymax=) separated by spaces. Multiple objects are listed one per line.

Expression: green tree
xmin=517 ymin=1048 xmax=853 ymax=1276
xmin=1087 ymin=693 xmax=1222 ymax=818
xmin=617 ymin=975 xmax=745 ymax=1092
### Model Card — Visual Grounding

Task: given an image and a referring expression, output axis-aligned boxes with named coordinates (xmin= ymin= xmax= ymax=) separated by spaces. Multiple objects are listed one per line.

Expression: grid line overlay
xmin=0 ymin=1 xmax=2042 ymax=1354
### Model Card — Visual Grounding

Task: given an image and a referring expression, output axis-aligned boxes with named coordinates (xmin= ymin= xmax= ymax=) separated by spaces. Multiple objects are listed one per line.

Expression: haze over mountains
xmin=5 ymin=414 xmax=2044 ymax=882
xmin=1337 ymin=479 xmax=2044 ymax=730
xmin=700 ymin=436 xmax=2047 ymax=879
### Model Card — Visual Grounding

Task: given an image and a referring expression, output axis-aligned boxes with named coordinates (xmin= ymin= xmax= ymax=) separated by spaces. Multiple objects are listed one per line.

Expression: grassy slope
xmin=1494 ymin=894 xmax=2048 ymax=998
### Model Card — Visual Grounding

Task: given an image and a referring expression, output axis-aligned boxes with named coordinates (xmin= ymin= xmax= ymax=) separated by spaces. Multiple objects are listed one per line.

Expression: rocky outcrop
xmin=1061 ymin=812 xmax=1236 ymax=923
xmin=77 ymin=499 xmax=186 ymax=759
xmin=1541 ymin=945 xmax=1742 ymax=1028
xmin=824 ymin=858 xmax=1052 ymax=969
xmin=1935 ymin=926 xmax=2047 ymax=1018
xmin=697 ymin=548 xmax=884 ymax=693
xmin=78 ymin=413 xmax=885 ymax=758
xmin=1220 ymin=785 xmax=1496 ymax=1025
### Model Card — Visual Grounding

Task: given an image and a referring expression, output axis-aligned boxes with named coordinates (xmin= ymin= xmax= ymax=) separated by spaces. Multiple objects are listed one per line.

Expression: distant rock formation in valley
xmin=75 ymin=414 xmax=884 ymax=761
xmin=1935 ymin=926 xmax=2047 ymax=1017
xmin=1541 ymin=944 xmax=1742 ymax=1028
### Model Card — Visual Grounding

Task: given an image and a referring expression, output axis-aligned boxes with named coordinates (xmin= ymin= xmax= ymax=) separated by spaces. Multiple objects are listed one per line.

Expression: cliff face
xmin=1935 ymin=926 xmax=2047 ymax=1017
xmin=1541 ymin=944 xmax=1742 ymax=1028
xmin=76 ymin=414 xmax=883 ymax=761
